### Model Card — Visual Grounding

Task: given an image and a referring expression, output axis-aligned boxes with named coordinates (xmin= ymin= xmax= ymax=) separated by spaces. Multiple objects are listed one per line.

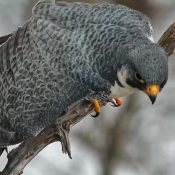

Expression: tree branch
xmin=158 ymin=23 xmax=175 ymax=55
xmin=1 ymin=23 xmax=175 ymax=175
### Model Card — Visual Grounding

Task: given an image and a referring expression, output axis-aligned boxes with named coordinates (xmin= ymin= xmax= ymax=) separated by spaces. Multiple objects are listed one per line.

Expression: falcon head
xmin=113 ymin=43 xmax=168 ymax=104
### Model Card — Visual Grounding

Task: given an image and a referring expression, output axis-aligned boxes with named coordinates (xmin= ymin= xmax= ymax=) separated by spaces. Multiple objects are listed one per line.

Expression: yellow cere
xmin=145 ymin=85 xmax=160 ymax=96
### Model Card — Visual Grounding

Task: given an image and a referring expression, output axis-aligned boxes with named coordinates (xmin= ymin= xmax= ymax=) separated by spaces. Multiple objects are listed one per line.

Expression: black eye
xmin=135 ymin=72 xmax=145 ymax=84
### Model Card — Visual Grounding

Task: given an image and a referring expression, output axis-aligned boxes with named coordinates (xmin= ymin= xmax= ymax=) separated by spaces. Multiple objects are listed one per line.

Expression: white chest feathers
xmin=110 ymin=68 xmax=139 ymax=98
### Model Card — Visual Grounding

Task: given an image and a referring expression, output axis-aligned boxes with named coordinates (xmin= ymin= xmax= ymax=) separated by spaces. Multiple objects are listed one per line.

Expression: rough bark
xmin=0 ymin=23 xmax=175 ymax=175
xmin=158 ymin=23 xmax=175 ymax=56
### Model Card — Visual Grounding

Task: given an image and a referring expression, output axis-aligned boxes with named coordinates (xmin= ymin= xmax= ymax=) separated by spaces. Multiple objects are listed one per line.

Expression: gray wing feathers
xmin=0 ymin=33 xmax=12 ymax=46
xmin=0 ymin=1 xmax=154 ymax=146
xmin=33 ymin=1 xmax=153 ymax=37
xmin=0 ymin=126 xmax=16 ymax=147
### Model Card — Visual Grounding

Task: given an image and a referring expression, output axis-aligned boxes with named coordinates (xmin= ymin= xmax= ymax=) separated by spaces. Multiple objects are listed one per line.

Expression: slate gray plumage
xmin=0 ymin=1 xmax=168 ymax=149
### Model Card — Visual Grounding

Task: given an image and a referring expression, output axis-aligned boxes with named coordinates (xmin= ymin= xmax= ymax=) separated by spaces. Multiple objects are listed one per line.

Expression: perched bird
xmin=0 ymin=1 xmax=168 ymax=154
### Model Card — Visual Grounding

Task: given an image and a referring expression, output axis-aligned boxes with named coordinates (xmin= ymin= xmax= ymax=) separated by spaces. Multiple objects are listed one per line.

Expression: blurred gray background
xmin=0 ymin=0 xmax=175 ymax=175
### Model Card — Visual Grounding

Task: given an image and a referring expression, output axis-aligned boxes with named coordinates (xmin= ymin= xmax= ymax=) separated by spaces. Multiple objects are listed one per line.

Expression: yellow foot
xmin=91 ymin=99 xmax=101 ymax=118
xmin=111 ymin=98 xmax=123 ymax=107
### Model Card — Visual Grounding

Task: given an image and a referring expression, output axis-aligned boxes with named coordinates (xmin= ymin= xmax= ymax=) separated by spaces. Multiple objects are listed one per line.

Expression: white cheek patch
xmin=117 ymin=68 xmax=129 ymax=88
xmin=110 ymin=68 xmax=139 ymax=98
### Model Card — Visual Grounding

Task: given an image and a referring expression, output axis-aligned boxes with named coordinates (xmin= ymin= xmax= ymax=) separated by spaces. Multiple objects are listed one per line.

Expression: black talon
xmin=111 ymin=102 xmax=120 ymax=107
xmin=91 ymin=112 xmax=100 ymax=118
xmin=110 ymin=99 xmax=120 ymax=107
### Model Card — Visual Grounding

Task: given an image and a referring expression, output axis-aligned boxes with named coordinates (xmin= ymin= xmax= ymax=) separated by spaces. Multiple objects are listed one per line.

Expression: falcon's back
xmin=33 ymin=1 xmax=153 ymax=38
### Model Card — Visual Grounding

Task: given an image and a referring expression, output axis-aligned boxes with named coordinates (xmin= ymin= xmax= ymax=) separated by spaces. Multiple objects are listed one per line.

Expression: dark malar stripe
xmin=116 ymin=75 xmax=124 ymax=88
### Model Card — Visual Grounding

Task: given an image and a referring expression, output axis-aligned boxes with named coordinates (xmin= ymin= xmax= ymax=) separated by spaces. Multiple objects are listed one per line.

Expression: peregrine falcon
xmin=0 ymin=1 xmax=168 ymax=153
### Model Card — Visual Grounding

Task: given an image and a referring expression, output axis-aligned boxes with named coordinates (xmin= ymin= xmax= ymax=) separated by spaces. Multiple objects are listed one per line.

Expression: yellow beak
xmin=144 ymin=85 xmax=160 ymax=104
